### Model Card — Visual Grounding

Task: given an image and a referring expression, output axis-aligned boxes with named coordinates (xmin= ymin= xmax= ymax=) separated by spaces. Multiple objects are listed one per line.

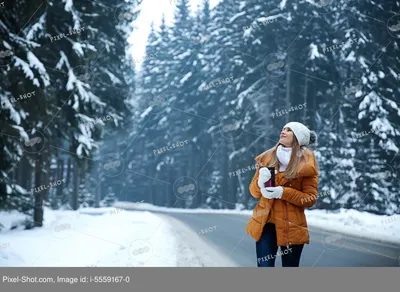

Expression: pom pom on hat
xmin=309 ymin=130 xmax=317 ymax=145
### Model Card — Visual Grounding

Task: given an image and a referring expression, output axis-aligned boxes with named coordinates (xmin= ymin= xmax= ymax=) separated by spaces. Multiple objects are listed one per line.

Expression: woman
xmin=245 ymin=121 xmax=319 ymax=267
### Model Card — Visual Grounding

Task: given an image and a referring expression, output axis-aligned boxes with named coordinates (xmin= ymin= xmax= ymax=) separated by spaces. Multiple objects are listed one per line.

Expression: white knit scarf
xmin=276 ymin=144 xmax=292 ymax=172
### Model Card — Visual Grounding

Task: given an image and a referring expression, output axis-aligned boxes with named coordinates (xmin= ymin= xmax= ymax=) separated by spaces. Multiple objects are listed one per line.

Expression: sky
xmin=127 ymin=0 xmax=221 ymax=70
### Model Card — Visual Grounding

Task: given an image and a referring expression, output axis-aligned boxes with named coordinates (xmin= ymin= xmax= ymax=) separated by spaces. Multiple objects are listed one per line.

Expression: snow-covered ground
xmin=0 ymin=206 xmax=234 ymax=267
xmin=1 ymin=203 xmax=398 ymax=267
xmin=114 ymin=202 xmax=400 ymax=245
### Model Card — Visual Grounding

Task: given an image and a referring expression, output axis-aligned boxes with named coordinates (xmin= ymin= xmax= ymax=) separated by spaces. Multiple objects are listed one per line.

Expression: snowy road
xmin=157 ymin=211 xmax=400 ymax=267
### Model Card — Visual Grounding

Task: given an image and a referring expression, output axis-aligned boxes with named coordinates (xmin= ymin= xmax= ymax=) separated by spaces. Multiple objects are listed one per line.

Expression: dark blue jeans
xmin=256 ymin=223 xmax=304 ymax=267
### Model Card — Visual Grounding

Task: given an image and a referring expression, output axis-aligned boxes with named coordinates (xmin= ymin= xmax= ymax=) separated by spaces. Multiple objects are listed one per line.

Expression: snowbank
xmin=0 ymin=206 xmax=223 ymax=267
xmin=0 ymin=209 xmax=28 ymax=231
xmin=305 ymin=208 xmax=400 ymax=245
xmin=114 ymin=202 xmax=400 ymax=245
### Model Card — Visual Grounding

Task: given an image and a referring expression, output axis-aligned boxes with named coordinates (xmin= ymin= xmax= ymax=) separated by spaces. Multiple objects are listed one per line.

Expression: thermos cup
xmin=264 ymin=167 xmax=276 ymax=187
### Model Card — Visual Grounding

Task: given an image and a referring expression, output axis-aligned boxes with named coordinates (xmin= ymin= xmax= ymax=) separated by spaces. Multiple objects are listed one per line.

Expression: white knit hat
xmin=283 ymin=122 xmax=316 ymax=146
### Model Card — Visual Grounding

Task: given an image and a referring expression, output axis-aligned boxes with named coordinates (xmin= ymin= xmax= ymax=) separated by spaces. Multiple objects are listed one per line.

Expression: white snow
xmin=10 ymin=125 xmax=29 ymax=141
xmin=2 ymin=201 xmax=398 ymax=267
xmin=72 ymin=42 xmax=84 ymax=56
xmin=103 ymin=69 xmax=122 ymax=85
xmin=229 ymin=11 xmax=246 ymax=23
xmin=358 ymin=56 xmax=369 ymax=69
xmin=345 ymin=51 xmax=356 ymax=62
xmin=26 ymin=13 xmax=46 ymax=41
xmin=115 ymin=202 xmax=400 ymax=245
xmin=388 ymin=67 xmax=398 ymax=80
xmin=243 ymin=27 xmax=252 ymax=38
xmin=140 ymin=106 xmax=152 ymax=119
xmin=2 ymin=40 xmax=12 ymax=50
xmin=27 ymin=52 xmax=50 ymax=86
xmin=257 ymin=14 xmax=283 ymax=22
xmin=0 ymin=207 xmax=226 ymax=267
xmin=0 ymin=210 xmax=27 ymax=232
xmin=76 ymin=144 xmax=84 ymax=156
xmin=176 ymin=51 xmax=191 ymax=60
xmin=368 ymin=71 xmax=378 ymax=83
xmin=62 ymin=0 xmax=81 ymax=29
xmin=55 ymin=51 xmax=71 ymax=70
xmin=179 ymin=72 xmax=192 ymax=84
xmin=158 ymin=116 xmax=168 ymax=125
xmin=1 ymin=98 xmax=21 ymax=124
xmin=309 ymin=43 xmax=321 ymax=60
xmin=307 ymin=209 xmax=400 ymax=244
xmin=76 ymin=125 xmax=96 ymax=152
xmin=62 ymin=0 xmax=73 ymax=12
xmin=83 ymin=43 xmax=97 ymax=52
xmin=14 ymin=57 xmax=39 ymax=87
xmin=66 ymin=68 xmax=77 ymax=91
xmin=12 ymin=184 xmax=29 ymax=195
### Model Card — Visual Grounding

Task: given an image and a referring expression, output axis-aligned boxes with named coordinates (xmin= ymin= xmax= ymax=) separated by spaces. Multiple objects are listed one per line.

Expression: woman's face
xmin=279 ymin=127 xmax=294 ymax=147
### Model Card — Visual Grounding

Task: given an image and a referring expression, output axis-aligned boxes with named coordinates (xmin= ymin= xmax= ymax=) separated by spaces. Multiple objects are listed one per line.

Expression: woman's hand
xmin=257 ymin=168 xmax=271 ymax=189
xmin=262 ymin=186 xmax=283 ymax=199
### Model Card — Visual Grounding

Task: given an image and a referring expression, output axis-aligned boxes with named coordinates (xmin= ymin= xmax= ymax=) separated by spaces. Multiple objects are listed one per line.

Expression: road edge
xmin=157 ymin=213 xmax=238 ymax=267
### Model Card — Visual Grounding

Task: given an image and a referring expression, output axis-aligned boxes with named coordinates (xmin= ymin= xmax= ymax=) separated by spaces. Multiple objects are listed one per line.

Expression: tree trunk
xmin=175 ymin=165 xmax=183 ymax=209
xmin=72 ymin=158 xmax=79 ymax=210
xmin=147 ymin=159 xmax=155 ymax=205
xmin=221 ymin=140 xmax=229 ymax=208
xmin=56 ymin=157 xmax=64 ymax=203
xmin=51 ymin=154 xmax=59 ymax=209
xmin=19 ymin=156 xmax=31 ymax=190
xmin=78 ymin=160 xmax=88 ymax=207
xmin=191 ymin=145 xmax=199 ymax=209
xmin=95 ymin=171 xmax=101 ymax=208
xmin=312 ymin=81 xmax=317 ymax=129
xmin=227 ymin=142 xmax=236 ymax=209
xmin=303 ymin=75 xmax=308 ymax=122
xmin=166 ymin=162 xmax=172 ymax=207
xmin=66 ymin=157 xmax=72 ymax=188
xmin=34 ymin=152 xmax=43 ymax=227
xmin=305 ymin=78 xmax=317 ymax=128
xmin=43 ymin=151 xmax=51 ymax=202
xmin=195 ymin=146 xmax=202 ymax=208
xmin=285 ymin=56 xmax=291 ymax=124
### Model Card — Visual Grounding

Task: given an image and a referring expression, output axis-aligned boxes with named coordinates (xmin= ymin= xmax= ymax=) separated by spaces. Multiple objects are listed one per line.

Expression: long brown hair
xmin=259 ymin=133 xmax=317 ymax=180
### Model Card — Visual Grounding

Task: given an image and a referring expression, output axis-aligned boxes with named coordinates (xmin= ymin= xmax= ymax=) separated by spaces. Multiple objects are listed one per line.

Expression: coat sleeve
xmin=249 ymin=162 xmax=262 ymax=199
xmin=280 ymin=175 xmax=318 ymax=208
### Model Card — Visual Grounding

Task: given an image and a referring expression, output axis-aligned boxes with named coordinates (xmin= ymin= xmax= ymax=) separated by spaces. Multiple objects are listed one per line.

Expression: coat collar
xmin=254 ymin=148 xmax=318 ymax=184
